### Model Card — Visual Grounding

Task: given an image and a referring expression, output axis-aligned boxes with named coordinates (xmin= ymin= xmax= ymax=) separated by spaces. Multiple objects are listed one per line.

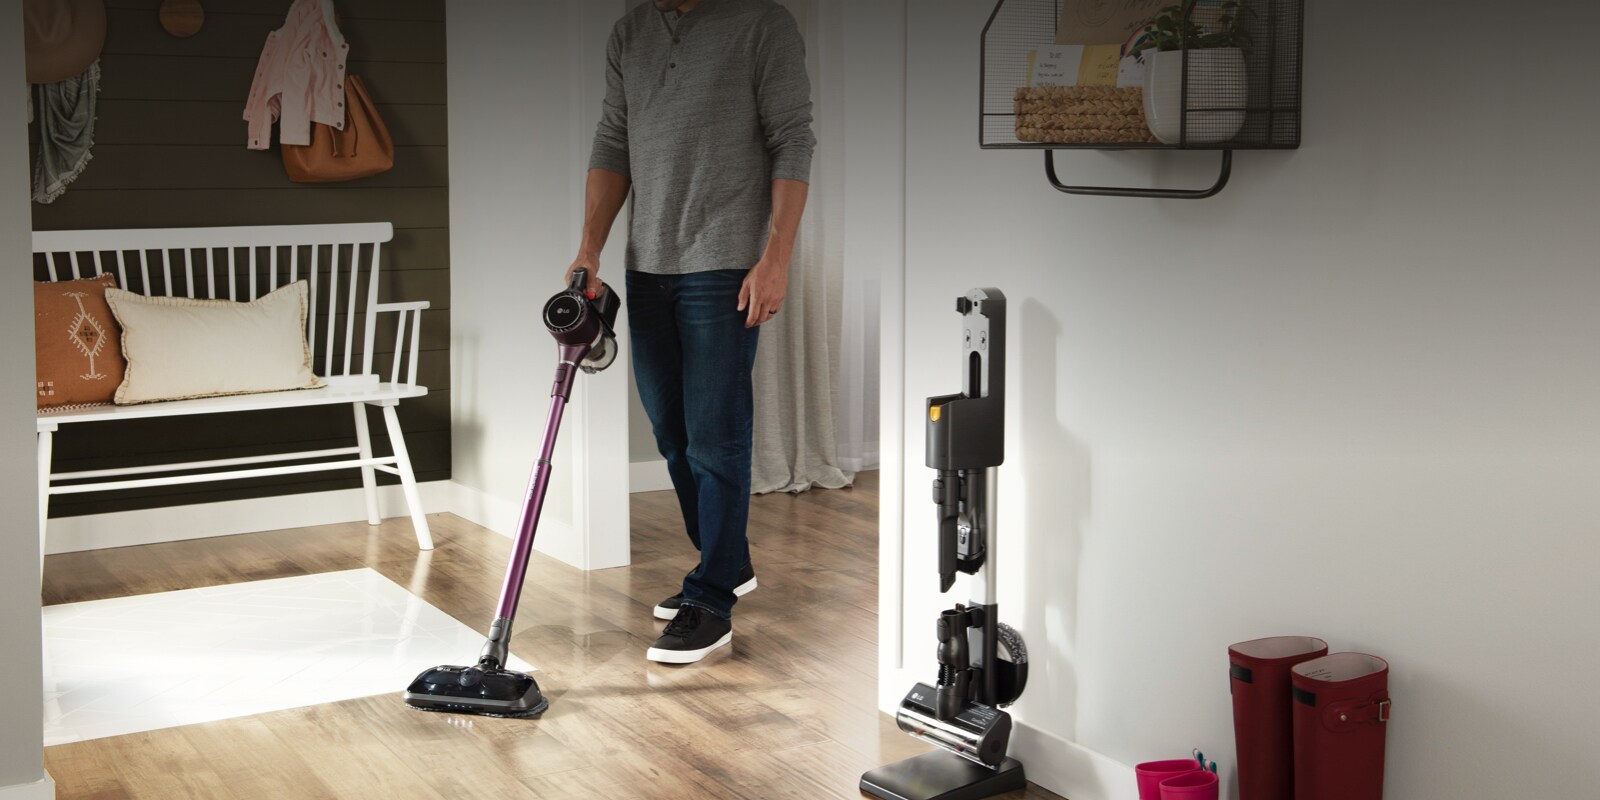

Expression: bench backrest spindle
xmin=323 ymin=244 xmax=340 ymax=377
xmin=362 ymin=243 xmax=382 ymax=377
xmin=32 ymin=223 xmax=406 ymax=388
xmin=341 ymin=246 xmax=356 ymax=376
xmin=307 ymin=244 xmax=321 ymax=359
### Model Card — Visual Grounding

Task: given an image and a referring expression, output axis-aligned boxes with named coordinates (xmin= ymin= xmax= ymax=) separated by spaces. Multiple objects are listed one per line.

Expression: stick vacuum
xmin=402 ymin=269 xmax=620 ymax=717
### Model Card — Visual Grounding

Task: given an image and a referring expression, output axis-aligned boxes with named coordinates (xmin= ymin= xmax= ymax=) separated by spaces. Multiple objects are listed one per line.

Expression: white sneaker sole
xmin=646 ymin=631 xmax=732 ymax=664
xmin=653 ymin=576 xmax=758 ymax=621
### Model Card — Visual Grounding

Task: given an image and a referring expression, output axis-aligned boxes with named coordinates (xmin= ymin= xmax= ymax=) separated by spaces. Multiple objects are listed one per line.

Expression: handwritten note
xmin=1027 ymin=45 xmax=1125 ymax=87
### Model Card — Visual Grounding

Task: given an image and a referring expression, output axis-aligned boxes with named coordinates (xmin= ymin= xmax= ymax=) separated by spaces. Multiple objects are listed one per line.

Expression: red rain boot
xmin=1291 ymin=653 xmax=1391 ymax=800
xmin=1229 ymin=636 xmax=1328 ymax=800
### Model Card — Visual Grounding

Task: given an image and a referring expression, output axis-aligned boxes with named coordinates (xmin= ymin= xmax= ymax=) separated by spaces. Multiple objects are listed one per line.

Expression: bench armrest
xmin=371 ymin=301 xmax=431 ymax=386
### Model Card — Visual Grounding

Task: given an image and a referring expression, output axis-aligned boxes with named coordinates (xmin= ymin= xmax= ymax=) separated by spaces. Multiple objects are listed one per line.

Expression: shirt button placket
xmin=667 ymin=35 xmax=676 ymax=86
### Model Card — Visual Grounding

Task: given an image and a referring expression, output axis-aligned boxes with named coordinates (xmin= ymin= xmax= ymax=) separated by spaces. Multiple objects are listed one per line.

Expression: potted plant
xmin=1131 ymin=1 xmax=1253 ymax=145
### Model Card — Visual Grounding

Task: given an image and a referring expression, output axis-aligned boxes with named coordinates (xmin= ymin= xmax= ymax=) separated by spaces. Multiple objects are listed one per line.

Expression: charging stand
xmin=861 ymin=750 xmax=1025 ymax=800
xmin=862 ymin=289 xmax=1030 ymax=800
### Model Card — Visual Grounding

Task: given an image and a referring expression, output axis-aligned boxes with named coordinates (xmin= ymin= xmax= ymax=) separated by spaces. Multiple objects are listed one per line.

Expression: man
xmin=568 ymin=0 xmax=814 ymax=664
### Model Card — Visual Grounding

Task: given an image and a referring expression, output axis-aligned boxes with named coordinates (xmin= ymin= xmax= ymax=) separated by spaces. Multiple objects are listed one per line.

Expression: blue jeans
xmin=626 ymin=269 xmax=759 ymax=620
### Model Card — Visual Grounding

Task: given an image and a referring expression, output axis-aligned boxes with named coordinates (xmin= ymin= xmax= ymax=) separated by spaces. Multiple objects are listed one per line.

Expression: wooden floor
xmin=41 ymin=472 xmax=1064 ymax=800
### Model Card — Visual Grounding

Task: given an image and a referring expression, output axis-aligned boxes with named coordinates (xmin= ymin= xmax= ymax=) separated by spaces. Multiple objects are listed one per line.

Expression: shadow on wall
xmin=452 ymin=329 xmax=483 ymax=478
xmin=1015 ymin=298 xmax=1093 ymax=742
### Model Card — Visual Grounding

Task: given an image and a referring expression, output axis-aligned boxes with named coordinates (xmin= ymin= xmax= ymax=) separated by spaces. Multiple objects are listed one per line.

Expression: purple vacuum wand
xmin=478 ymin=269 xmax=620 ymax=670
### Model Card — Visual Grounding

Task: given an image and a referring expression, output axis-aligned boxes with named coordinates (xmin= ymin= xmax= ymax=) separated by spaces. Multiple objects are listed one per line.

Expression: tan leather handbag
xmin=282 ymin=75 xmax=394 ymax=183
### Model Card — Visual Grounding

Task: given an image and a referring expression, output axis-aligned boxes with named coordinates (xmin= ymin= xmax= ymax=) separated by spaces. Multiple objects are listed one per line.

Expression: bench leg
xmin=352 ymin=404 xmax=382 ymax=525
xmin=381 ymin=404 xmax=434 ymax=551
xmin=38 ymin=428 xmax=52 ymax=577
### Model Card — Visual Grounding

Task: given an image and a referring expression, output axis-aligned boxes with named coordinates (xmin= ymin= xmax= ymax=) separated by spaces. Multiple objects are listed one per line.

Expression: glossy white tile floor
xmin=42 ymin=568 xmax=533 ymax=745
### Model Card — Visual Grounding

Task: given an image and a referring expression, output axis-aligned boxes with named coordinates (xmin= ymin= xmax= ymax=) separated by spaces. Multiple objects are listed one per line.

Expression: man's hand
xmin=738 ymin=257 xmax=790 ymax=328
xmin=739 ymin=178 xmax=807 ymax=328
xmin=566 ymin=252 xmax=604 ymax=298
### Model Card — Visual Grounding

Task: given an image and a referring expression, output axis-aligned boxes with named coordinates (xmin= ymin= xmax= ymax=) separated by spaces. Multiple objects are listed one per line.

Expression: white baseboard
xmin=446 ymin=481 xmax=581 ymax=569
xmin=1010 ymin=722 xmax=1138 ymax=800
xmin=44 ymin=482 xmax=454 ymax=555
xmin=629 ymin=459 xmax=673 ymax=493
xmin=0 ymin=775 xmax=54 ymax=800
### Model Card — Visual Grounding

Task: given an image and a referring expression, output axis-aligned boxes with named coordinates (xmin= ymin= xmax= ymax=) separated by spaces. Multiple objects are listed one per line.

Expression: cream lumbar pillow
xmin=105 ymin=281 xmax=324 ymax=405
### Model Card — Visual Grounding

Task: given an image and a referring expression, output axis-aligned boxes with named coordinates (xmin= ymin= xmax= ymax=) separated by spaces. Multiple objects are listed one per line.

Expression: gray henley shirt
xmin=589 ymin=0 xmax=816 ymax=275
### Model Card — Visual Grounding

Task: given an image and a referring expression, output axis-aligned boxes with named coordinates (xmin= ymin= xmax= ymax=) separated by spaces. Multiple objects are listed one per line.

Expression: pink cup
xmin=1135 ymin=759 xmax=1201 ymax=800
xmin=1160 ymin=770 xmax=1219 ymax=800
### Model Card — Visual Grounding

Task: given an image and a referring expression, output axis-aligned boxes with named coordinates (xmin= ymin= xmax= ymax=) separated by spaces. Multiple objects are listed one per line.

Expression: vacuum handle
xmin=568 ymin=267 xmax=617 ymax=327
xmin=569 ymin=268 xmax=590 ymax=293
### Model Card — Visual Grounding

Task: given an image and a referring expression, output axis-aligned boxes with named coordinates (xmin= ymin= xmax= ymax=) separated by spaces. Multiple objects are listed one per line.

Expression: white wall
xmin=885 ymin=2 xmax=1600 ymax=799
xmin=1 ymin=3 xmax=51 ymax=796
xmin=447 ymin=0 xmax=632 ymax=569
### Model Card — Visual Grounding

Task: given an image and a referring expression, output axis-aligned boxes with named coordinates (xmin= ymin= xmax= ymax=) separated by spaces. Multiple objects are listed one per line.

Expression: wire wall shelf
xmin=980 ymin=0 xmax=1304 ymax=198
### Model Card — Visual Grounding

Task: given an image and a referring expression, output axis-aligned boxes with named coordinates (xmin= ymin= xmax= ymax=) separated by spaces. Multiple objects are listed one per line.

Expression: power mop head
xmin=402 ymin=660 xmax=549 ymax=718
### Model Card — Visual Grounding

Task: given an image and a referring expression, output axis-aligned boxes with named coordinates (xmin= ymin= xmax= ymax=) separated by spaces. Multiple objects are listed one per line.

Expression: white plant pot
xmin=1143 ymin=48 xmax=1247 ymax=145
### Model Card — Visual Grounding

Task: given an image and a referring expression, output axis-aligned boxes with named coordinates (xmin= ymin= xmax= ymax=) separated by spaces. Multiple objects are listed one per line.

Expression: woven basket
xmin=1014 ymin=86 xmax=1158 ymax=145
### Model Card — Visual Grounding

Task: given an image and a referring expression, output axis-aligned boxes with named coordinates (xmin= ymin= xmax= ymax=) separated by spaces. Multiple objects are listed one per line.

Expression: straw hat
xmin=24 ymin=0 xmax=107 ymax=84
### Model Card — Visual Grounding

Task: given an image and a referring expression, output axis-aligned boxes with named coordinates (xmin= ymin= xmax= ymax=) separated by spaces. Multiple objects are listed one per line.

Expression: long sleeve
xmin=589 ymin=22 xmax=632 ymax=177
xmin=243 ymin=31 xmax=281 ymax=150
xmin=754 ymin=6 xmax=815 ymax=184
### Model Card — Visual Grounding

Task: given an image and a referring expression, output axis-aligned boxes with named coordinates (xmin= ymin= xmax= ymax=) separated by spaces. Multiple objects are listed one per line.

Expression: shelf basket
xmin=980 ymin=0 xmax=1303 ymax=151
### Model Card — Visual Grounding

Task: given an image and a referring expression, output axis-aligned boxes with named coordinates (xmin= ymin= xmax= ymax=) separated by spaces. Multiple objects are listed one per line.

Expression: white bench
xmin=34 ymin=222 xmax=435 ymax=570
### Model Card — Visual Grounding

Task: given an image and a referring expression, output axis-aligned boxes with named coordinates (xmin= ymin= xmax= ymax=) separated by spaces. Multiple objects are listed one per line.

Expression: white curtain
xmin=751 ymin=0 xmax=878 ymax=492
xmin=835 ymin=273 xmax=879 ymax=473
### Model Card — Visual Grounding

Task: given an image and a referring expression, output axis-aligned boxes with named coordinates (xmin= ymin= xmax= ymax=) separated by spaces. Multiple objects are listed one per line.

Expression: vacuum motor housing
xmin=542 ymin=269 xmax=621 ymax=373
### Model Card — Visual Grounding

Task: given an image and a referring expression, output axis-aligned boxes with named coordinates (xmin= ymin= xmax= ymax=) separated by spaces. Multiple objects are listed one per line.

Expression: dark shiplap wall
xmin=32 ymin=0 xmax=450 ymax=518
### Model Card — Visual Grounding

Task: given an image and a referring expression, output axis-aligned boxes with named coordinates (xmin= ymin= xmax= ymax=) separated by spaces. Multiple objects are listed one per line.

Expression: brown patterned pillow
xmin=34 ymin=274 xmax=127 ymax=409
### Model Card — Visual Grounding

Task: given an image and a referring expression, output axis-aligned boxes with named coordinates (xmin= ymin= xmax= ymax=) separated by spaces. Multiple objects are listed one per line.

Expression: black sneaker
xmin=653 ymin=562 xmax=757 ymax=621
xmin=645 ymin=605 xmax=732 ymax=664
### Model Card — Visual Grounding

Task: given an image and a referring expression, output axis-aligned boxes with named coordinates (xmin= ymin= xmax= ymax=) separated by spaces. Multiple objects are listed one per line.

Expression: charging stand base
xmin=860 ymin=750 xmax=1026 ymax=800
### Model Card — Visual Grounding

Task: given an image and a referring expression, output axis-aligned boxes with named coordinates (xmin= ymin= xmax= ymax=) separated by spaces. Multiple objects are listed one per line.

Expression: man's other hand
xmin=738 ymin=258 xmax=789 ymax=328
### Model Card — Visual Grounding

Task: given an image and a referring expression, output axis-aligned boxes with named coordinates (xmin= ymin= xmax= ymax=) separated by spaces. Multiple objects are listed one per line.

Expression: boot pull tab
xmin=1325 ymin=695 xmax=1392 ymax=730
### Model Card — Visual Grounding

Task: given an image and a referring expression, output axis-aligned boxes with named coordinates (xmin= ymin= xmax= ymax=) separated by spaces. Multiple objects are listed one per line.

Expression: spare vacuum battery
xmin=896 ymin=682 xmax=1014 ymax=769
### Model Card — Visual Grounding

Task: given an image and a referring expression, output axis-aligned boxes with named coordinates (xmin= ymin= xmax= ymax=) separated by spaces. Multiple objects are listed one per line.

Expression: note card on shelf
xmin=1027 ymin=44 xmax=1124 ymax=87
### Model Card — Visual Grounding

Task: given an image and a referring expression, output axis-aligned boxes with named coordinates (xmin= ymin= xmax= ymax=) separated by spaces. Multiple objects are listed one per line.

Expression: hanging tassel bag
xmin=281 ymin=74 xmax=393 ymax=183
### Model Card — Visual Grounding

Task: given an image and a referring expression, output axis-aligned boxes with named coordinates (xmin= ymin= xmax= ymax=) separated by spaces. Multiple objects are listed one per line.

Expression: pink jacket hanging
xmin=243 ymin=0 xmax=349 ymax=150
